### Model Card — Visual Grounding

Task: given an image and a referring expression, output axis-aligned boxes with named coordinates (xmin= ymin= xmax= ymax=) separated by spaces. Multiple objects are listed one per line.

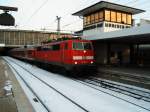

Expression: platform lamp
xmin=0 ymin=6 xmax=18 ymax=26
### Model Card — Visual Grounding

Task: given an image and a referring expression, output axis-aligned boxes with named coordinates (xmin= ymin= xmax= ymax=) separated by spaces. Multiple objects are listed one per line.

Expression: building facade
xmin=73 ymin=1 xmax=150 ymax=67
xmin=73 ymin=1 xmax=144 ymax=39
xmin=0 ymin=29 xmax=72 ymax=47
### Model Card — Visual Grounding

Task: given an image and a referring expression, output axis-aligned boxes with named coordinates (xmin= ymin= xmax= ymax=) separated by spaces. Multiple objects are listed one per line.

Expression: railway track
xmin=98 ymin=69 xmax=150 ymax=88
xmin=4 ymin=57 xmax=89 ymax=112
xmin=74 ymin=77 xmax=150 ymax=112
xmin=4 ymin=57 xmax=150 ymax=112
xmin=8 ymin=62 xmax=50 ymax=112
xmin=81 ymin=77 xmax=150 ymax=102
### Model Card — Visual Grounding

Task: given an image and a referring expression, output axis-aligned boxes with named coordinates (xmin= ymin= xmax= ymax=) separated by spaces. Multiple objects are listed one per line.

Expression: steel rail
xmin=72 ymin=78 xmax=150 ymax=111
xmin=5 ymin=57 xmax=89 ymax=112
xmin=5 ymin=60 xmax=50 ymax=112
xmin=83 ymin=77 xmax=150 ymax=102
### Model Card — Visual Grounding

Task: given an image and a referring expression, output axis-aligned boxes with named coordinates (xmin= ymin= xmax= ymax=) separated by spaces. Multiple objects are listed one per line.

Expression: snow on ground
xmin=5 ymin=57 xmax=86 ymax=112
xmin=8 ymin=62 xmax=48 ymax=112
xmin=4 ymin=57 xmax=150 ymax=112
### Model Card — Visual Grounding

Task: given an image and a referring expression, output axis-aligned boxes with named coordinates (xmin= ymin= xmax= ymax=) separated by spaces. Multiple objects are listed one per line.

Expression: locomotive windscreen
xmin=73 ymin=42 xmax=92 ymax=50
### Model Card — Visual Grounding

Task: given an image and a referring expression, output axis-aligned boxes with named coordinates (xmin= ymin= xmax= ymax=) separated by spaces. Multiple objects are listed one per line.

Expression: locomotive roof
xmin=43 ymin=39 xmax=91 ymax=46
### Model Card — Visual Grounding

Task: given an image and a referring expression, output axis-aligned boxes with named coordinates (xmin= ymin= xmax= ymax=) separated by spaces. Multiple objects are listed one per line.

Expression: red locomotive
xmin=10 ymin=38 xmax=96 ymax=75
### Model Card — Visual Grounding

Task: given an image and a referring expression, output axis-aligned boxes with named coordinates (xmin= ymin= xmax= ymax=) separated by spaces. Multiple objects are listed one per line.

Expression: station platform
xmin=98 ymin=66 xmax=150 ymax=89
xmin=0 ymin=57 xmax=35 ymax=112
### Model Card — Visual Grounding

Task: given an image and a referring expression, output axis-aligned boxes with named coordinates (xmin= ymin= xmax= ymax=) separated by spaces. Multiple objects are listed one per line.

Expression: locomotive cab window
xmin=83 ymin=43 xmax=92 ymax=50
xmin=73 ymin=42 xmax=92 ymax=50
xmin=52 ymin=44 xmax=60 ymax=51
xmin=73 ymin=42 xmax=83 ymax=50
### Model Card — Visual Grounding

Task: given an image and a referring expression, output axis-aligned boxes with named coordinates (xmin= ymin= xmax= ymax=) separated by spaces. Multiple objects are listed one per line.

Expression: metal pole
xmin=56 ymin=16 xmax=61 ymax=39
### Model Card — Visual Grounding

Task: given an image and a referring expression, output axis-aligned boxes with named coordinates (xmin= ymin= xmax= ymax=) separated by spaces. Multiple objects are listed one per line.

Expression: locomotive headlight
xmin=75 ymin=61 xmax=78 ymax=64
xmin=91 ymin=61 xmax=93 ymax=64
xmin=83 ymin=50 xmax=86 ymax=53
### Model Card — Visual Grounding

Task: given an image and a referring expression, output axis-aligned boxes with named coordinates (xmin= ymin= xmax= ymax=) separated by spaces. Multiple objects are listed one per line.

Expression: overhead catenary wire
xmin=25 ymin=0 xmax=49 ymax=25
xmin=124 ymin=0 xmax=139 ymax=5
xmin=17 ymin=0 xmax=150 ymax=31
xmin=41 ymin=0 xmax=150 ymax=31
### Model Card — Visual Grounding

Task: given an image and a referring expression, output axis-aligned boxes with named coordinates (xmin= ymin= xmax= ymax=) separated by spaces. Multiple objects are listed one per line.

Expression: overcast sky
xmin=0 ymin=0 xmax=150 ymax=33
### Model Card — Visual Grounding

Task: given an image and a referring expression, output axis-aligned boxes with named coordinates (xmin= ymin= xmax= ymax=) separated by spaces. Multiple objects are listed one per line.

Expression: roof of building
xmin=83 ymin=25 xmax=150 ymax=43
xmin=72 ymin=1 xmax=145 ymax=16
xmin=0 ymin=28 xmax=72 ymax=35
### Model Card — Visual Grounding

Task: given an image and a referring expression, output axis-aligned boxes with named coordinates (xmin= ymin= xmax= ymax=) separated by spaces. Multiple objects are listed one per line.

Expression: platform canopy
xmin=72 ymin=1 xmax=145 ymax=16
xmin=84 ymin=25 xmax=150 ymax=44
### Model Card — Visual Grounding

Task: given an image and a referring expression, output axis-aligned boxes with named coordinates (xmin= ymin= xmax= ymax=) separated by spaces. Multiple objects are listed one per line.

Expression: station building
xmin=73 ymin=1 xmax=150 ymax=67
xmin=0 ymin=29 xmax=72 ymax=55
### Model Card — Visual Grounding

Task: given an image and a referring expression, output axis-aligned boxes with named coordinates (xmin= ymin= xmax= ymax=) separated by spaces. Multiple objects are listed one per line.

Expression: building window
xmin=83 ymin=10 xmax=132 ymax=27
xmin=99 ymin=11 xmax=104 ymax=21
xmin=95 ymin=12 xmax=99 ymax=23
xmin=111 ymin=11 xmax=116 ymax=22
xmin=105 ymin=23 xmax=108 ymax=27
xmin=91 ymin=14 xmax=95 ymax=24
xmin=117 ymin=12 xmax=121 ymax=23
xmin=127 ymin=14 xmax=132 ymax=25
xmin=109 ymin=23 xmax=111 ymax=27
xmin=83 ymin=17 xmax=86 ymax=26
xmin=117 ymin=25 xmax=119 ymax=28
xmin=97 ymin=23 xmax=103 ymax=27
xmin=120 ymin=25 xmax=122 ymax=28
xmin=122 ymin=13 xmax=127 ymax=24
xmin=105 ymin=10 xmax=110 ymax=21
xmin=112 ymin=24 xmax=115 ymax=28
xmin=87 ymin=16 xmax=91 ymax=25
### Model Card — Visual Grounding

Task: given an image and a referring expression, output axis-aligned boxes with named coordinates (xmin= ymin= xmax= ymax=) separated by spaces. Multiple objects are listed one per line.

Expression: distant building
xmin=73 ymin=1 xmax=145 ymax=39
xmin=0 ymin=29 xmax=73 ymax=47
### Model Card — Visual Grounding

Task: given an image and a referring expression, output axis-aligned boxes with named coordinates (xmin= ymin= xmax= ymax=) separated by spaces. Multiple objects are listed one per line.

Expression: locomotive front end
xmin=70 ymin=40 xmax=96 ymax=74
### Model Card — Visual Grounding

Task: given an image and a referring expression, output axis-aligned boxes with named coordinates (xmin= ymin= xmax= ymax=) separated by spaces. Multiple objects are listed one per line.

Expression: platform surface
xmin=0 ymin=57 xmax=35 ymax=112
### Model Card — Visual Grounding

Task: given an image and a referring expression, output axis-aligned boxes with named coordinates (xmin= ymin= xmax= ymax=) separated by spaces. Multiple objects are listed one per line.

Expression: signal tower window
xmin=109 ymin=23 xmax=111 ymax=27
xmin=95 ymin=12 xmax=99 ymax=22
xmin=111 ymin=11 xmax=116 ymax=22
xmin=99 ymin=11 xmax=104 ymax=21
xmin=112 ymin=24 xmax=115 ymax=28
xmin=127 ymin=14 xmax=132 ymax=25
xmin=117 ymin=12 xmax=121 ymax=23
xmin=105 ymin=10 xmax=110 ymax=21
xmin=91 ymin=14 xmax=95 ymax=23
xmin=117 ymin=25 xmax=119 ymax=28
xmin=105 ymin=23 xmax=108 ymax=27
xmin=122 ymin=13 xmax=127 ymax=24
xmin=87 ymin=16 xmax=91 ymax=25
xmin=83 ymin=17 xmax=86 ymax=26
